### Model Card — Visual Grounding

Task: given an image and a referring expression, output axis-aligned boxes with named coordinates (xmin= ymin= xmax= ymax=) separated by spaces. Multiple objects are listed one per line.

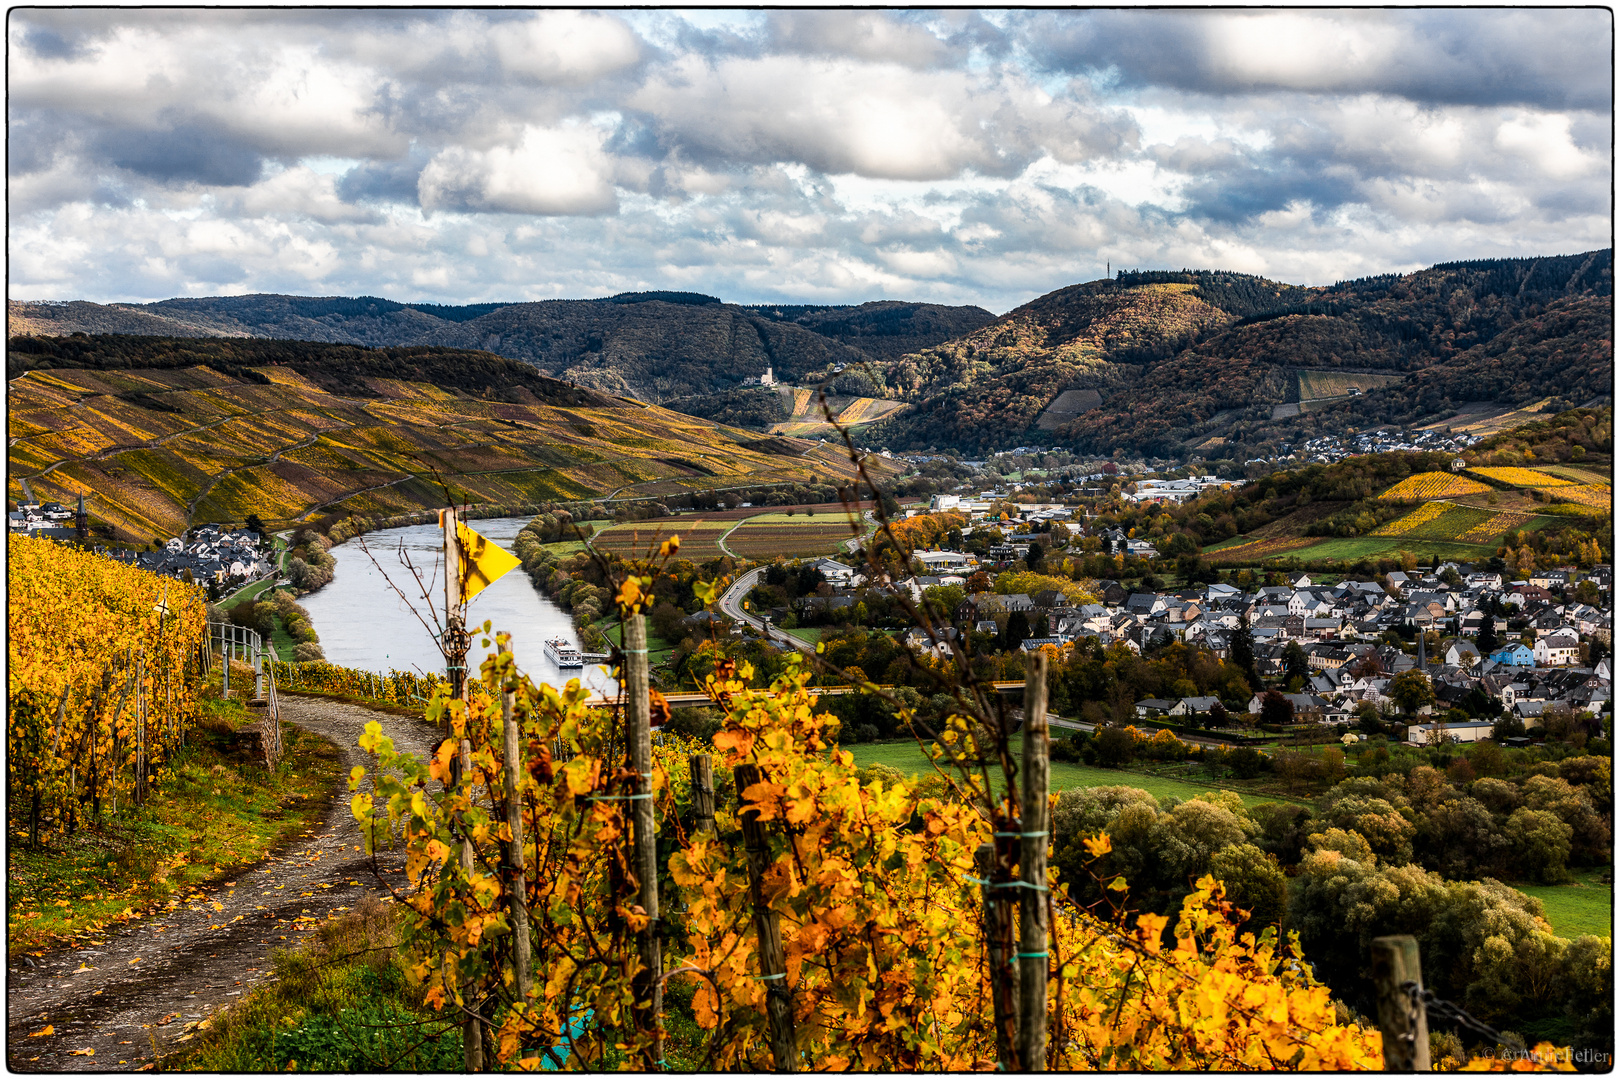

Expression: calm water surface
xmin=299 ymin=517 xmax=615 ymax=695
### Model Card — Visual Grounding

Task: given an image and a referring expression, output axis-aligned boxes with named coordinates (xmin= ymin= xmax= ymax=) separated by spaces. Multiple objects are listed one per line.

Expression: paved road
xmin=6 ymin=696 xmax=444 ymax=1073
xmin=716 ymin=566 xmax=816 ymax=654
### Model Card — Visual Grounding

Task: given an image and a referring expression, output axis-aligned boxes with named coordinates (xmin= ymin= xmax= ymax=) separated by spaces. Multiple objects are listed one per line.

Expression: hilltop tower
xmin=760 ymin=365 xmax=776 ymax=387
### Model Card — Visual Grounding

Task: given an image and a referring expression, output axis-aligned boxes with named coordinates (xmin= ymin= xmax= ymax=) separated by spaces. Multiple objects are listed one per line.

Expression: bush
xmin=293 ymin=642 xmax=325 ymax=662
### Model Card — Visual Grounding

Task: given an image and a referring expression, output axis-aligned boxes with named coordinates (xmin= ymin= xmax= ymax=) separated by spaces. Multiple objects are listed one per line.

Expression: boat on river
xmin=544 ymin=637 xmax=583 ymax=667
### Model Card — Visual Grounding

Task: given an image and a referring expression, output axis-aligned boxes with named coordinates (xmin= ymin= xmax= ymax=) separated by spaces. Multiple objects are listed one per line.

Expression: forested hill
xmin=865 ymin=251 xmax=1613 ymax=459
xmin=7 ymin=292 xmax=993 ymax=406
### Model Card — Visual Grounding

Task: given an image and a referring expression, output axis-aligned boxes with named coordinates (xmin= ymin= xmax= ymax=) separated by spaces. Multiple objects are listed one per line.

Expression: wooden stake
xmin=499 ymin=641 xmax=534 ymax=1046
xmin=442 ymin=507 xmax=482 ymax=1072
xmin=1371 ymin=935 xmax=1429 ymax=1071
xmin=625 ymin=614 xmax=665 ymax=1068
xmin=1019 ymin=652 xmax=1051 ymax=1070
xmin=736 ymin=761 xmax=796 ymax=1072
xmin=689 ymin=754 xmax=716 ymax=835
xmin=977 ymin=842 xmax=1020 ymax=1071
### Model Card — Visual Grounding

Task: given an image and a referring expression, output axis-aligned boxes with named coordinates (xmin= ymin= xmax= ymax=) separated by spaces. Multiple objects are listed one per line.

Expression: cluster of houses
xmin=1119 ymin=475 xmax=1242 ymax=505
xmin=1282 ymin=426 xmax=1481 ymax=465
xmin=8 ymin=497 xmax=85 ymax=539
xmin=756 ymin=544 xmax=1611 ymax=744
xmin=98 ymin=524 xmax=278 ymax=589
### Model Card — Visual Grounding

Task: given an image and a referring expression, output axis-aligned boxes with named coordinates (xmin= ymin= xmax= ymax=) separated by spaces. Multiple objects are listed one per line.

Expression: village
xmin=724 ymin=504 xmax=1611 ymax=748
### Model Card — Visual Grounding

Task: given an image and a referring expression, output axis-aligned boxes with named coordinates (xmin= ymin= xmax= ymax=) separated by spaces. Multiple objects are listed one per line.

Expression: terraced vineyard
xmin=1378 ymin=471 xmax=1492 ymax=501
xmin=768 ymin=385 xmax=909 ymax=438
xmin=7 ymin=350 xmax=832 ymax=540
xmin=1467 ymin=466 xmax=1574 ymax=487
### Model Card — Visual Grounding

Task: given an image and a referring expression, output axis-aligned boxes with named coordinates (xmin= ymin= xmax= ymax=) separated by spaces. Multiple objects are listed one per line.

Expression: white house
xmin=1533 ymin=634 xmax=1580 ymax=667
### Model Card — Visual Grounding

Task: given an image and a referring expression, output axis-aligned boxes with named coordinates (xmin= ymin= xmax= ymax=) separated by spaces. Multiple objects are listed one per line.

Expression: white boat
xmin=544 ymin=638 xmax=583 ymax=667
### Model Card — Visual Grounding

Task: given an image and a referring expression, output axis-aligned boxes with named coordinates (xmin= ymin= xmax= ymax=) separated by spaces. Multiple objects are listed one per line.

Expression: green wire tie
xmin=993 ymin=830 xmax=1049 ymax=838
xmin=752 ymin=972 xmax=786 ymax=981
xmin=623 ymin=648 xmax=648 ymax=655
xmin=1017 ymin=951 xmax=1049 ymax=959
xmin=590 ymin=793 xmax=655 ymax=801
xmin=962 ymin=875 xmax=1047 ymax=892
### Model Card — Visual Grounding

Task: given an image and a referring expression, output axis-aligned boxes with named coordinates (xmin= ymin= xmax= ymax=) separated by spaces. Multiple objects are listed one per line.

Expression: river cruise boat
xmin=544 ymin=637 xmax=583 ymax=667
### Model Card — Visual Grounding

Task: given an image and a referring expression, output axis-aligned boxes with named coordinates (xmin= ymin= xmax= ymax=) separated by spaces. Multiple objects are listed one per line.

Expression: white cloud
xmin=418 ymin=125 xmax=620 ymax=216
xmin=494 ymin=11 xmax=641 ymax=85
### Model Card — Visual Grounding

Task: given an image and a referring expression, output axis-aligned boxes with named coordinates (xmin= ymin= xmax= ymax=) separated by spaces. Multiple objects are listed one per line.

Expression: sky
xmin=8 ymin=8 xmax=1613 ymax=313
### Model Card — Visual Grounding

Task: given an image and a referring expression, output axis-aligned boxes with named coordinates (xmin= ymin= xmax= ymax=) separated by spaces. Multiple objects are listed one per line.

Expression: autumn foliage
xmin=8 ymin=535 xmax=209 ymax=839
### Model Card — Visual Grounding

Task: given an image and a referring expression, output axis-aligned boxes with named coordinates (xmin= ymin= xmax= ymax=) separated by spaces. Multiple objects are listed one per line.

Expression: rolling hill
xmin=7 ymin=292 xmax=993 ymax=409
xmin=866 ymin=252 xmax=1613 ymax=458
xmin=5 ymin=335 xmax=881 ymax=542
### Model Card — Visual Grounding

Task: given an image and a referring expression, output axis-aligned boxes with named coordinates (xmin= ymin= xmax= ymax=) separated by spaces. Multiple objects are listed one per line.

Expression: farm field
xmin=1295 ymin=369 xmax=1404 ymax=400
xmin=1203 ymin=536 xmax=1316 ymax=563
xmin=1372 ymin=502 xmax=1496 ymax=540
xmin=1531 ymin=464 xmax=1612 ymax=485
xmin=589 ymin=518 xmax=737 ymax=560
xmin=728 ymin=524 xmax=857 ymax=558
xmin=1283 ymin=536 xmax=1494 ymax=562
xmin=1512 ymin=869 xmax=1613 ymax=940
xmin=1455 ymin=511 xmax=1536 ymax=544
xmin=1546 ymin=485 xmax=1612 ymax=510
xmin=1379 ymin=471 xmax=1492 ymax=500
xmin=767 ymin=386 xmax=909 ymax=437
xmin=845 ymin=737 xmax=1287 ymax=809
xmin=1468 ymin=466 xmax=1574 ymax=487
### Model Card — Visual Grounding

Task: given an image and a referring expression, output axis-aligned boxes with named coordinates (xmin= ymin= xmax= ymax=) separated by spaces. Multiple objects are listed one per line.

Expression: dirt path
xmin=6 ymin=696 xmax=445 ymax=1073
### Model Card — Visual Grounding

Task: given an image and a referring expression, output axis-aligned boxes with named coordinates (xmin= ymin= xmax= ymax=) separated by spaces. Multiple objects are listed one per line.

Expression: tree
xmin=1282 ymin=642 xmax=1310 ymax=683
xmin=1505 ymin=808 xmax=1573 ymax=883
xmin=1476 ymin=617 xmax=1498 ymax=657
xmin=1259 ymin=690 xmax=1295 ymax=727
xmin=1005 ymin=610 xmax=1030 ymax=652
xmin=1229 ymin=618 xmax=1257 ymax=688
xmin=245 ymin=513 xmax=266 ymax=535
xmin=1388 ymin=670 xmax=1435 ymax=716
xmin=1092 ymin=725 xmax=1136 ymax=768
xmin=1025 ymin=541 xmax=1045 ymax=572
xmin=1208 ymin=844 xmax=1288 ymax=935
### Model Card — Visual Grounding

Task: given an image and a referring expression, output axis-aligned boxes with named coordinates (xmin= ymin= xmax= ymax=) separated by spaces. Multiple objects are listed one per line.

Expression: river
xmin=298 ymin=517 xmax=617 ymax=695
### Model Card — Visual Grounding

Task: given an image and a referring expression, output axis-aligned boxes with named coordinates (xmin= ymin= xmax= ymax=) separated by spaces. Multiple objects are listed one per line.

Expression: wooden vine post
xmin=498 ymin=638 xmax=534 ymax=1058
xmin=1019 ymin=651 xmax=1051 ymax=1070
xmin=624 ymin=613 xmax=665 ymax=1068
xmin=1371 ymin=935 xmax=1430 ymax=1071
xmin=689 ymin=754 xmax=716 ymax=835
xmin=977 ymin=842 xmax=1020 ymax=1070
xmin=735 ymin=761 xmax=796 ymax=1071
xmin=441 ymin=507 xmax=482 ymax=1072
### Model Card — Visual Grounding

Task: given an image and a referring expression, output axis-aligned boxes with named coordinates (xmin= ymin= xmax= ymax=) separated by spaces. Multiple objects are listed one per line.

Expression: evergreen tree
xmin=1476 ymin=617 xmax=1498 ymax=657
xmin=1230 ymin=616 xmax=1258 ymax=687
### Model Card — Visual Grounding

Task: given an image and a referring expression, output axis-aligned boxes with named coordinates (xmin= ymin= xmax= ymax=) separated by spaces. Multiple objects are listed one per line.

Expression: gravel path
xmin=6 ymin=696 xmax=445 ymax=1073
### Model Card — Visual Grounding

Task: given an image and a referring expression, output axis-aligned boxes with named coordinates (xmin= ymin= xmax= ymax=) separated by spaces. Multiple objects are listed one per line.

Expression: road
xmin=6 ymin=696 xmax=444 ymax=1072
xmin=716 ymin=566 xmax=816 ymax=654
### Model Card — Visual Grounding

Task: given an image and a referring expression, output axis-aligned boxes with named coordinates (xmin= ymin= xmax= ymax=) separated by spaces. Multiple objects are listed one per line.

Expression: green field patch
xmin=1283 ymin=536 xmax=1495 ymax=562
xmin=1532 ymin=464 xmax=1612 ymax=486
xmin=1512 ymin=869 xmax=1613 ymax=940
xmin=845 ymin=738 xmax=1285 ymax=809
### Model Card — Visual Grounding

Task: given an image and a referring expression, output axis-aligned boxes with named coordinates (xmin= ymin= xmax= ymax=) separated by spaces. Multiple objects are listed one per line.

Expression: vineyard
xmin=270 ymin=660 xmax=438 ymax=707
xmin=346 ymin=643 xmax=1400 ymax=1072
xmin=1467 ymin=466 xmax=1574 ymax=488
xmin=1456 ymin=511 xmax=1536 ymax=545
xmin=8 ymin=535 xmax=210 ymax=843
xmin=1546 ymin=485 xmax=1612 ymax=511
xmin=1370 ymin=502 xmax=1499 ymax=541
xmin=590 ymin=519 xmax=737 ymax=561
xmin=725 ymin=515 xmax=861 ymax=558
xmin=1202 ymin=536 xmax=1317 ymax=564
xmin=1378 ymin=472 xmax=1492 ymax=501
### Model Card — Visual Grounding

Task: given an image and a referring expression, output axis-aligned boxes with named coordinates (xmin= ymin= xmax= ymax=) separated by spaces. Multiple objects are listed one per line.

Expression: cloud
xmin=493 ymin=10 xmax=641 ymax=84
xmin=418 ymin=125 xmax=620 ymax=215
xmin=4 ymin=9 xmax=1610 ymax=311
xmin=1026 ymin=10 xmax=1613 ymax=111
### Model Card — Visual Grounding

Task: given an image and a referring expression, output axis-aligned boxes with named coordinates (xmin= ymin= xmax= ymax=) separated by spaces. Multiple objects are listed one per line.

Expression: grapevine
xmin=8 ymin=535 xmax=209 ymax=843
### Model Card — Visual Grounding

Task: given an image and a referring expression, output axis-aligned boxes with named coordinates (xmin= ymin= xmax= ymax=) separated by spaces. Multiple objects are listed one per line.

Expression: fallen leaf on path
xmin=68 ymin=1048 xmax=95 ymax=1056
xmin=129 ymin=958 xmax=141 ymax=964
xmin=28 ymin=1025 xmax=54 ymax=1037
